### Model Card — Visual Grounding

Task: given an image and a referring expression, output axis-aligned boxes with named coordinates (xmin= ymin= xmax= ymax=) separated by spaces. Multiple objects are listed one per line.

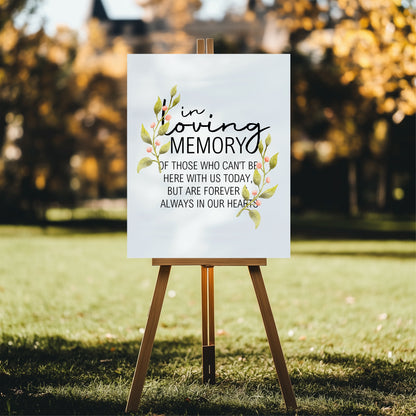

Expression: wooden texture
xmin=201 ymin=266 xmax=216 ymax=384
xmin=152 ymin=258 xmax=267 ymax=266
xmin=206 ymin=38 xmax=214 ymax=54
xmin=201 ymin=266 xmax=208 ymax=346
xmin=248 ymin=266 xmax=297 ymax=410
xmin=208 ymin=267 xmax=215 ymax=344
xmin=197 ymin=38 xmax=205 ymax=54
xmin=125 ymin=265 xmax=171 ymax=412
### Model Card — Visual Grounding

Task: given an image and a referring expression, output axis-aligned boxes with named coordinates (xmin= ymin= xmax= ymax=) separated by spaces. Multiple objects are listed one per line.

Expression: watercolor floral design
xmin=137 ymin=85 xmax=180 ymax=174
xmin=236 ymin=133 xmax=278 ymax=229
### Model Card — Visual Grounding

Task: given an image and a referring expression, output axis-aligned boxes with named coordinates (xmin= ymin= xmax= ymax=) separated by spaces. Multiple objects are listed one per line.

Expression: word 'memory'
xmin=166 ymin=119 xmax=270 ymax=154
xmin=170 ymin=136 xmax=255 ymax=154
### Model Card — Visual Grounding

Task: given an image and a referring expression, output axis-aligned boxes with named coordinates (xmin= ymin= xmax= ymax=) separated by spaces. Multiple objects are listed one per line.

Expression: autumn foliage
xmin=0 ymin=0 xmax=414 ymax=221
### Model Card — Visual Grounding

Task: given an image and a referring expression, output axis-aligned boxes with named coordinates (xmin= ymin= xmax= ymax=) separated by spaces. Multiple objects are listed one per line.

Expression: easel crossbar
xmin=152 ymin=258 xmax=267 ymax=266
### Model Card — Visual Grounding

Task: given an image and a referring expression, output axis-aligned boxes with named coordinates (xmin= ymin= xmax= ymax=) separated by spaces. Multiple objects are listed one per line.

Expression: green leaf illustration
xmin=253 ymin=169 xmax=261 ymax=186
xmin=140 ymin=124 xmax=152 ymax=144
xmin=154 ymin=97 xmax=162 ymax=115
xmin=258 ymin=140 xmax=264 ymax=154
xmin=137 ymin=157 xmax=154 ymax=173
xmin=259 ymin=184 xmax=278 ymax=199
xmin=265 ymin=134 xmax=271 ymax=146
xmin=159 ymin=141 xmax=170 ymax=154
xmin=249 ymin=209 xmax=261 ymax=229
xmin=242 ymin=185 xmax=250 ymax=200
xmin=172 ymin=94 xmax=181 ymax=107
xmin=158 ymin=121 xmax=170 ymax=136
xmin=170 ymin=85 xmax=177 ymax=97
xmin=269 ymin=152 xmax=279 ymax=170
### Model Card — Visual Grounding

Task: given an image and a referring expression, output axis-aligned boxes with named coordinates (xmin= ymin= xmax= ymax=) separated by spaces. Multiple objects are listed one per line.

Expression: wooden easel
xmin=125 ymin=39 xmax=297 ymax=413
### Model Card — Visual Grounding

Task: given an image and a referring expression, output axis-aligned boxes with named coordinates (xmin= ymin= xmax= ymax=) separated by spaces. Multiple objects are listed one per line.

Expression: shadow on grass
xmin=1 ymin=335 xmax=415 ymax=415
xmin=3 ymin=214 xmax=415 ymax=240
xmin=291 ymin=352 xmax=416 ymax=395
xmin=294 ymin=250 xmax=416 ymax=259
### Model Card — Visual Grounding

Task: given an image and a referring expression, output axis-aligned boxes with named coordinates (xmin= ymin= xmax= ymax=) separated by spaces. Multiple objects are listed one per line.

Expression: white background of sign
xmin=127 ymin=54 xmax=290 ymax=258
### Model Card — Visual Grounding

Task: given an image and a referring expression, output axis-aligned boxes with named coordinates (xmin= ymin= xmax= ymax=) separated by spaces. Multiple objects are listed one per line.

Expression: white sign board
xmin=127 ymin=54 xmax=290 ymax=258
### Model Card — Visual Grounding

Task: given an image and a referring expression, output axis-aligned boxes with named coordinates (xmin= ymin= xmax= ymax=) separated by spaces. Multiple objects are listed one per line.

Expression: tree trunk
xmin=377 ymin=162 xmax=387 ymax=211
xmin=348 ymin=159 xmax=359 ymax=216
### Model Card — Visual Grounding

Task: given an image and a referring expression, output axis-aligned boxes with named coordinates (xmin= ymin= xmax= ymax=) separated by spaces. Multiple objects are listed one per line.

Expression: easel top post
xmin=197 ymin=38 xmax=205 ymax=54
xmin=206 ymin=38 xmax=214 ymax=54
xmin=197 ymin=38 xmax=214 ymax=54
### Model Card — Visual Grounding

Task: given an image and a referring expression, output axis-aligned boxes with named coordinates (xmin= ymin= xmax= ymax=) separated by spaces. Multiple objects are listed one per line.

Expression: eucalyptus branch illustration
xmin=137 ymin=85 xmax=180 ymax=174
xmin=236 ymin=133 xmax=278 ymax=229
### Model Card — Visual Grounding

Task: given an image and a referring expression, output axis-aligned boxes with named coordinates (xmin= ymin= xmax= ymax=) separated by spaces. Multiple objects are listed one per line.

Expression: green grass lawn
xmin=0 ymin=226 xmax=415 ymax=415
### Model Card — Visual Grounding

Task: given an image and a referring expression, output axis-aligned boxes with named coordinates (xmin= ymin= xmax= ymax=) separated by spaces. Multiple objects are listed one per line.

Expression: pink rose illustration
xmin=236 ymin=133 xmax=278 ymax=229
xmin=137 ymin=85 xmax=180 ymax=174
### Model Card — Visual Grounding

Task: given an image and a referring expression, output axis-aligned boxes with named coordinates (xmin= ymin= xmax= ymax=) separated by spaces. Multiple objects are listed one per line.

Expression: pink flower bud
xmin=150 ymin=122 xmax=155 ymax=129
xmin=255 ymin=200 xmax=261 ymax=206
xmin=252 ymin=190 xmax=257 ymax=196
xmin=155 ymin=139 xmax=160 ymax=146
xmin=146 ymin=147 xmax=152 ymax=153
xmin=162 ymin=105 xmax=168 ymax=111
xmin=264 ymin=156 xmax=270 ymax=162
xmin=256 ymin=162 xmax=262 ymax=169
xmin=165 ymin=114 xmax=172 ymax=121
xmin=266 ymin=177 xmax=271 ymax=183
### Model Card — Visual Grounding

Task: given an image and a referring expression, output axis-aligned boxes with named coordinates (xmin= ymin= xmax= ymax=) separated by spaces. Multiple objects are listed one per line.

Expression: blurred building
xmin=89 ymin=0 xmax=288 ymax=54
xmin=90 ymin=0 xmax=150 ymax=52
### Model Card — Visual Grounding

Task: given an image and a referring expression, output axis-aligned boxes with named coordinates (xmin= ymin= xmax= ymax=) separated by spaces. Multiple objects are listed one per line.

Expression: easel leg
xmin=248 ymin=265 xmax=297 ymax=410
xmin=201 ymin=266 xmax=215 ymax=384
xmin=125 ymin=265 xmax=171 ymax=412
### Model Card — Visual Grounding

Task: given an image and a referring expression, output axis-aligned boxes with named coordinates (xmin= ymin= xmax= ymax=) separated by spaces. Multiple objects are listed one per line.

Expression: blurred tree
xmin=332 ymin=0 xmax=415 ymax=121
xmin=0 ymin=0 xmax=36 ymax=29
xmin=290 ymin=50 xmax=374 ymax=215
xmin=0 ymin=1 xmax=79 ymax=221
xmin=270 ymin=0 xmax=415 ymax=214
xmin=0 ymin=2 xmax=129 ymax=221
xmin=330 ymin=0 xmax=415 ymax=213
xmin=68 ymin=19 xmax=130 ymax=201
xmin=272 ymin=0 xmax=415 ymax=117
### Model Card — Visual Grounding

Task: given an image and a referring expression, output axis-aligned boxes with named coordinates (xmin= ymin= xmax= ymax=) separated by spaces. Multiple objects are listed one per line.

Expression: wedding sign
xmin=127 ymin=54 xmax=290 ymax=258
